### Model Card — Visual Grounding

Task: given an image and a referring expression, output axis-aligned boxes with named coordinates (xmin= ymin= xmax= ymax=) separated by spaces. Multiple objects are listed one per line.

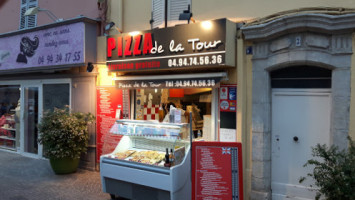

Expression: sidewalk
xmin=0 ymin=150 xmax=110 ymax=200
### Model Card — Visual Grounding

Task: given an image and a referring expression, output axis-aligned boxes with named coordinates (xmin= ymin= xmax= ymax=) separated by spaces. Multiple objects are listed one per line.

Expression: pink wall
xmin=0 ymin=0 xmax=21 ymax=33
xmin=0 ymin=0 xmax=100 ymax=34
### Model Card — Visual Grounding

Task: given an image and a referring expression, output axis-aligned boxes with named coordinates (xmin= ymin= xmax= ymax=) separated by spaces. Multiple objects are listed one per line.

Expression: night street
xmin=0 ymin=150 xmax=110 ymax=200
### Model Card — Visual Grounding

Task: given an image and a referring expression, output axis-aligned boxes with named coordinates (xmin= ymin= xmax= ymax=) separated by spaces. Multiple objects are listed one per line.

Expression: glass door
xmin=22 ymin=85 xmax=42 ymax=156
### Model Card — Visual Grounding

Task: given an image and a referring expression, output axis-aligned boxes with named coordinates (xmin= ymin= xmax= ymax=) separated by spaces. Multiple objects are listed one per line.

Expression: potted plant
xmin=38 ymin=107 xmax=95 ymax=174
xmin=299 ymin=136 xmax=355 ymax=200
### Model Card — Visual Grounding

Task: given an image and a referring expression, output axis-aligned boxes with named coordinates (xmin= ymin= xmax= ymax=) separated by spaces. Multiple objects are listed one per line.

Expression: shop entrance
xmin=0 ymin=80 xmax=71 ymax=157
xmin=134 ymin=88 xmax=216 ymax=140
xmin=22 ymin=85 xmax=41 ymax=156
xmin=271 ymin=89 xmax=331 ymax=199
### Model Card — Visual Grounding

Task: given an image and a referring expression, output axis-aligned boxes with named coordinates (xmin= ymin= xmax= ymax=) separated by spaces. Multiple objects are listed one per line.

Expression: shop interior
xmin=134 ymin=88 xmax=213 ymax=140
xmin=0 ymin=85 xmax=20 ymax=151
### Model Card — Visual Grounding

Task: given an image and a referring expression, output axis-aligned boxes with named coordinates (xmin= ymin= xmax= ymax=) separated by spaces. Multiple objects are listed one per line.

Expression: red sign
xmin=192 ymin=141 xmax=243 ymax=200
xmin=96 ymin=86 xmax=124 ymax=163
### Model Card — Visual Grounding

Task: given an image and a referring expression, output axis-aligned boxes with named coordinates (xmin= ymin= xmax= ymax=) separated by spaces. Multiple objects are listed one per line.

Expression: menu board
xmin=192 ymin=141 xmax=243 ymax=200
xmin=96 ymin=86 xmax=127 ymax=163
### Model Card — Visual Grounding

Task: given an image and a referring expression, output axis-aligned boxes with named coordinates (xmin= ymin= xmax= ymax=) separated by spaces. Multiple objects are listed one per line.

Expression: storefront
xmin=0 ymin=17 xmax=99 ymax=169
xmin=97 ymin=18 xmax=239 ymax=199
xmin=97 ymin=18 xmax=238 ymax=159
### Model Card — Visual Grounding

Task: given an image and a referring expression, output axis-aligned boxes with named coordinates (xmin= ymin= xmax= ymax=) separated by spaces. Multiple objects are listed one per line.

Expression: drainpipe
xmin=117 ymin=0 xmax=123 ymax=32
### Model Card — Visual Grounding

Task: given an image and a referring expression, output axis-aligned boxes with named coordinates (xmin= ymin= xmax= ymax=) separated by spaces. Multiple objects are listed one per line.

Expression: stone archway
xmin=242 ymin=13 xmax=354 ymax=199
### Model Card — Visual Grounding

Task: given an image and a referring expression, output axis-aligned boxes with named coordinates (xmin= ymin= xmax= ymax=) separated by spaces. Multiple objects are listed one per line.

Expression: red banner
xmin=96 ymin=86 xmax=124 ymax=163
xmin=192 ymin=141 xmax=243 ymax=200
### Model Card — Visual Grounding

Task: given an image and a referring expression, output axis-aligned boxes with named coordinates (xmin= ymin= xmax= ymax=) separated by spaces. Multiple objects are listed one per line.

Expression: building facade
xmin=103 ymin=1 xmax=355 ymax=199
xmin=2 ymin=0 xmax=355 ymax=199
xmin=0 ymin=0 xmax=101 ymax=170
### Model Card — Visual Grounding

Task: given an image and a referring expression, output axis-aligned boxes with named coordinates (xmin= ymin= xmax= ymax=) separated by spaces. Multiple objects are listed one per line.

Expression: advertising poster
xmin=192 ymin=141 xmax=243 ymax=200
xmin=96 ymin=86 xmax=128 ymax=163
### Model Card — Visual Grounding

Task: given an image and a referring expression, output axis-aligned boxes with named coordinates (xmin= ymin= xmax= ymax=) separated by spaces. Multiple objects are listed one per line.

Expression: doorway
xmin=22 ymin=85 xmax=41 ymax=156
xmin=19 ymin=80 xmax=70 ymax=158
xmin=271 ymin=89 xmax=331 ymax=199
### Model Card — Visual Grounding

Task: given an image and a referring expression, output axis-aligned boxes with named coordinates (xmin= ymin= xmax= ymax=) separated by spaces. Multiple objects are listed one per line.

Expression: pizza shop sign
xmin=107 ymin=34 xmax=221 ymax=57
xmin=106 ymin=18 xmax=236 ymax=72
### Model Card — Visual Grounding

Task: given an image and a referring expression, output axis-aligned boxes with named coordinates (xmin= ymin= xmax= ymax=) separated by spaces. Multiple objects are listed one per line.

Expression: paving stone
xmin=0 ymin=150 xmax=115 ymax=200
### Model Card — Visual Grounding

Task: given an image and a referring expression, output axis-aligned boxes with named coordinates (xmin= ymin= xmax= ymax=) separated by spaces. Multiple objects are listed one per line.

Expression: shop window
xmin=20 ymin=0 xmax=38 ymax=30
xmin=271 ymin=66 xmax=331 ymax=88
xmin=135 ymin=88 xmax=212 ymax=139
xmin=43 ymin=84 xmax=70 ymax=112
xmin=0 ymin=85 xmax=21 ymax=151
xmin=151 ymin=0 xmax=191 ymax=28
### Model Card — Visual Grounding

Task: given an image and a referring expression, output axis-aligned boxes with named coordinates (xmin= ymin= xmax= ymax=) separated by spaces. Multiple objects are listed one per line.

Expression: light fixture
xmin=129 ymin=31 xmax=140 ymax=37
xmin=24 ymin=7 xmax=63 ymax=22
xmin=87 ymin=62 xmax=94 ymax=72
xmin=105 ymin=22 xmax=123 ymax=34
xmin=201 ymin=21 xmax=212 ymax=30
xmin=179 ymin=5 xmax=195 ymax=24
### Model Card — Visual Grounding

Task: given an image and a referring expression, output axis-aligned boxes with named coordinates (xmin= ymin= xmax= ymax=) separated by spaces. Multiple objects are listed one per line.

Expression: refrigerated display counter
xmin=100 ymin=119 xmax=191 ymax=200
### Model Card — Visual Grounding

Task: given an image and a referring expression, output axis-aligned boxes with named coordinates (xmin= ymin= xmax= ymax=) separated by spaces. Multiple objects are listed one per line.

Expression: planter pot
xmin=49 ymin=157 xmax=80 ymax=174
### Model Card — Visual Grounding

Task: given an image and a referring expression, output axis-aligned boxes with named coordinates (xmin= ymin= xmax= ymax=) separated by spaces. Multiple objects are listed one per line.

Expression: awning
xmin=114 ymin=72 xmax=228 ymax=88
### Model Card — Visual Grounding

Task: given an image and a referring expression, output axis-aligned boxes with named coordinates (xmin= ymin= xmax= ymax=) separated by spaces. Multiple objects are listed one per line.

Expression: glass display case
xmin=100 ymin=120 xmax=191 ymax=200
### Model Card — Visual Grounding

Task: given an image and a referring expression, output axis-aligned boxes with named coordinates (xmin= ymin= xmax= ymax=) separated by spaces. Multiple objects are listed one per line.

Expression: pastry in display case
xmin=100 ymin=119 xmax=191 ymax=200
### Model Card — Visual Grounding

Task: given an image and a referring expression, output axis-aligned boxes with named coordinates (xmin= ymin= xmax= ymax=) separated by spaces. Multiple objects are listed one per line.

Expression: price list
xmin=96 ymin=87 xmax=123 ymax=163
xmin=192 ymin=142 xmax=243 ymax=200
xmin=195 ymin=147 xmax=232 ymax=199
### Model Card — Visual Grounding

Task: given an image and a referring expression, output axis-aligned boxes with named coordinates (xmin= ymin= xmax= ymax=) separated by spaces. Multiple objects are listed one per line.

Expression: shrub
xmin=299 ymin=136 xmax=355 ymax=200
xmin=38 ymin=107 xmax=95 ymax=159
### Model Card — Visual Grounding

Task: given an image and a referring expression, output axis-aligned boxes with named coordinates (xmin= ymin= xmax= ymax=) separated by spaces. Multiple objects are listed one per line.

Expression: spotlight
xmin=105 ymin=22 xmax=122 ymax=33
xmin=87 ymin=62 xmax=94 ymax=72
xmin=178 ymin=5 xmax=195 ymax=24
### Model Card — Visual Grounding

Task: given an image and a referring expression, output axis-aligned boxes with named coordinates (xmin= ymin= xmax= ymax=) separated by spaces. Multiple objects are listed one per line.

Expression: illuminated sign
xmin=107 ymin=18 xmax=236 ymax=72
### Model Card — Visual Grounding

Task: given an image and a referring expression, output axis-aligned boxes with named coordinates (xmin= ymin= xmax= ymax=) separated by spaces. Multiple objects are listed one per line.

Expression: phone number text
xmin=37 ymin=51 xmax=82 ymax=65
xmin=168 ymin=54 xmax=223 ymax=68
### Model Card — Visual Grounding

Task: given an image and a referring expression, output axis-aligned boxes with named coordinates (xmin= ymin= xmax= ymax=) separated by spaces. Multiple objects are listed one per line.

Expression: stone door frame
xmin=242 ymin=13 xmax=355 ymax=199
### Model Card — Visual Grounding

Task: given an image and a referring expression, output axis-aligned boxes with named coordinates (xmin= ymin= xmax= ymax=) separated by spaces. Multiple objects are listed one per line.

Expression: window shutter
xmin=167 ymin=0 xmax=191 ymax=27
xmin=20 ymin=5 xmax=27 ymax=29
xmin=152 ymin=0 xmax=165 ymax=29
xmin=27 ymin=0 xmax=37 ymax=28
xmin=19 ymin=0 xmax=37 ymax=30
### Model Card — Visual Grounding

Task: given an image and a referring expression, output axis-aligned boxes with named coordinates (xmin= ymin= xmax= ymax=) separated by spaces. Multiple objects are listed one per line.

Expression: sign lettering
xmin=107 ymin=19 xmax=235 ymax=72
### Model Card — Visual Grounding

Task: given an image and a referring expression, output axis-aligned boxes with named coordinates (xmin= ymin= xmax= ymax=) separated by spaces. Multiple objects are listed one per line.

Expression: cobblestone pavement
xmin=0 ymin=150 xmax=112 ymax=200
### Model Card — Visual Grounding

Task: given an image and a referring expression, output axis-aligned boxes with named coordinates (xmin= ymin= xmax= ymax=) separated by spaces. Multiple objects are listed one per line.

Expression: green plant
xmin=38 ymin=107 xmax=95 ymax=159
xmin=299 ymin=136 xmax=355 ymax=200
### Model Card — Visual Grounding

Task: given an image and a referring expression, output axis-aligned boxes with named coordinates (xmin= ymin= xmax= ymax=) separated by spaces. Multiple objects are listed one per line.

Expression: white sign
xmin=220 ymin=128 xmax=236 ymax=142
